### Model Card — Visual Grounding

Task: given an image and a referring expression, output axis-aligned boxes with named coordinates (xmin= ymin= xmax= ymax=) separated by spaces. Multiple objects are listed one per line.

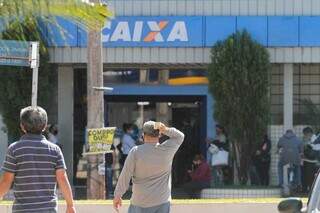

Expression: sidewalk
xmin=0 ymin=198 xmax=306 ymax=213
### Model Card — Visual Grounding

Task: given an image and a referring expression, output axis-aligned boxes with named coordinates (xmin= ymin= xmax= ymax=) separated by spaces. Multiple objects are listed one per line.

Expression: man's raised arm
xmin=158 ymin=123 xmax=185 ymax=147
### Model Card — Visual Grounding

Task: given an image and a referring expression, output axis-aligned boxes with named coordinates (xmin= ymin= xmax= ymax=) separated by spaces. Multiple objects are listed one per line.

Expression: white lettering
xmin=110 ymin=22 xmax=131 ymax=42
xmin=167 ymin=21 xmax=188 ymax=42
xmin=132 ymin=21 xmax=143 ymax=42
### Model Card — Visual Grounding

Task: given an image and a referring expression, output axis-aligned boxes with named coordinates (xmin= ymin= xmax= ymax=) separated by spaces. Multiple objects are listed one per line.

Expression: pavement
xmin=0 ymin=198 xmax=308 ymax=213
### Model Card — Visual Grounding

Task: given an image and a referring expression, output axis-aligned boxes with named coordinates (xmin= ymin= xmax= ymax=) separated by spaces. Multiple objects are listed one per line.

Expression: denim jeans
xmin=278 ymin=163 xmax=301 ymax=187
xmin=105 ymin=165 xmax=113 ymax=198
xmin=128 ymin=202 xmax=170 ymax=213
xmin=206 ymin=149 xmax=212 ymax=165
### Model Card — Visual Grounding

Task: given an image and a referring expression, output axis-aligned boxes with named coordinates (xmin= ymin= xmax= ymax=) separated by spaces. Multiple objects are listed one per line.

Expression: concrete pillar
xmin=283 ymin=64 xmax=294 ymax=131
xmin=58 ymin=66 xmax=74 ymax=184
xmin=137 ymin=69 xmax=148 ymax=127
xmin=156 ymin=70 xmax=170 ymax=124
xmin=140 ymin=69 xmax=148 ymax=83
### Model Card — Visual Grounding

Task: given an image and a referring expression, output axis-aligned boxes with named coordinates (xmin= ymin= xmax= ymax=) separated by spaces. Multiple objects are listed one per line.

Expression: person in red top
xmin=183 ymin=154 xmax=211 ymax=198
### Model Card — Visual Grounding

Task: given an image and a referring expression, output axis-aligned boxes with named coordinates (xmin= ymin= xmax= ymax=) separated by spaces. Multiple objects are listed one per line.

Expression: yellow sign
xmin=87 ymin=127 xmax=116 ymax=153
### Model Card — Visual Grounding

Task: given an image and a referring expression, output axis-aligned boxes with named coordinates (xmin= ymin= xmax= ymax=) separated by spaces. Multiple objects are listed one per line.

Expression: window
xmin=270 ymin=64 xmax=284 ymax=125
xmin=293 ymin=64 xmax=320 ymax=125
xmin=104 ymin=69 xmax=140 ymax=84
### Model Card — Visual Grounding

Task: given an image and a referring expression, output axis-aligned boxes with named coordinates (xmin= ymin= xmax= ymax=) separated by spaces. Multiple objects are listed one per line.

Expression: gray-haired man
xmin=113 ymin=121 xmax=184 ymax=213
xmin=0 ymin=106 xmax=75 ymax=213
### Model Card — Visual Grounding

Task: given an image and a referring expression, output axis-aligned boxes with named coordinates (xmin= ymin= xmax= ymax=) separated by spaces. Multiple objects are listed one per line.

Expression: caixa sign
xmin=101 ymin=16 xmax=203 ymax=47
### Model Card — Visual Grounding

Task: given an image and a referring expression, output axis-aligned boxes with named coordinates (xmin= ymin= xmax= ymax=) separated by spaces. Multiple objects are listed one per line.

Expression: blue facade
xmin=41 ymin=16 xmax=320 ymax=47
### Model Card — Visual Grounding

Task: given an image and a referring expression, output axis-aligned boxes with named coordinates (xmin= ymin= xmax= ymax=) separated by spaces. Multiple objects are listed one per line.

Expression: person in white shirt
xmin=48 ymin=124 xmax=58 ymax=144
xmin=120 ymin=123 xmax=136 ymax=167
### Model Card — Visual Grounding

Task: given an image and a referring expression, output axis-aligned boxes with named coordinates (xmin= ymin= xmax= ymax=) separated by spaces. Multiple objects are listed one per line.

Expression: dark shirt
xmin=2 ymin=134 xmax=66 ymax=213
xmin=105 ymin=144 xmax=115 ymax=166
xmin=278 ymin=131 xmax=303 ymax=165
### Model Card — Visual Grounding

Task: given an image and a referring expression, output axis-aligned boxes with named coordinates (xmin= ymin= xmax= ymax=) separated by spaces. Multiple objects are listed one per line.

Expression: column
xmin=156 ymin=70 xmax=170 ymax=124
xmin=58 ymin=66 xmax=74 ymax=184
xmin=283 ymin=64 xmax=294 ymax=131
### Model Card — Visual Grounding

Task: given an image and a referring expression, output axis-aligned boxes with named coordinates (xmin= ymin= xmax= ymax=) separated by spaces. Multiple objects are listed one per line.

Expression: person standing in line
xmin=113 ymin=121 xmax=184 ymax=213
xmin=183 ymin=154 xmax=211 ymax=198
xmin=278 ymin=129 xmax=303 ymax=190
xmin=211 ymin=124 xmax=229 ymax=186
xmin=254 ymin=134 xmax=271 ymax=186
xmin=0 ymin=106 xmax=75 ymax=213
xmin=120 ymin=123 xmax=136 ymax=168
xmin=48 ymin=124 xmax=58 ymax=144
xmin=105 ymin=144 xmax=116 ymax=199
xmin=301 ymin=127 xmax=318 ymax=192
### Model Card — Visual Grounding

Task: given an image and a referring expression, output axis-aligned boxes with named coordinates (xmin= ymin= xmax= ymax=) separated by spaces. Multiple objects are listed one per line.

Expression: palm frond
xmin=0 ymin=0 xmax=113 ymax=30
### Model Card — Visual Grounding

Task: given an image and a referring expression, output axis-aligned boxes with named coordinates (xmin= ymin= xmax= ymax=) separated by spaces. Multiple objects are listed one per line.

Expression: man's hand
xmin=155 ymin=122 xmax=168 ymax=134
xmin=66 ymin=205 xmax=76 ymax=213
xmin=0 ymin=172 xmax=14 ymax=198
xmin=56 ymin=169 xmax=75 ymax=213
xmin=113 ymin=196 xmax=122 ymax=212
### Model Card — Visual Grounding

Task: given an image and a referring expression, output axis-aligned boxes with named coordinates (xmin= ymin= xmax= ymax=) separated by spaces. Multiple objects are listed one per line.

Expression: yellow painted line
xmin=0 ymin=198 xmax=309 ymax=206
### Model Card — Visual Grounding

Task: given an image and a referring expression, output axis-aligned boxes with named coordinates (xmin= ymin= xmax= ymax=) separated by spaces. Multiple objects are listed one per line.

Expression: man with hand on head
xmin=113 ymin=121 xmax=184 ymax=213
xmin=0 ymin=106 xmax=75 ymax=213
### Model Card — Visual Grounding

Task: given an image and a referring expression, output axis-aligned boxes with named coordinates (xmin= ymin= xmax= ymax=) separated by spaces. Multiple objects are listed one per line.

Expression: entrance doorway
xmin=104 ymin=95 xmax=207 ymax=186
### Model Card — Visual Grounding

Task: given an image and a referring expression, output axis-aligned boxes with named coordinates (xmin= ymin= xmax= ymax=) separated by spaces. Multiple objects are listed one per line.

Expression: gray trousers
xmin=128 ymin=202 xmax=170 ymax=213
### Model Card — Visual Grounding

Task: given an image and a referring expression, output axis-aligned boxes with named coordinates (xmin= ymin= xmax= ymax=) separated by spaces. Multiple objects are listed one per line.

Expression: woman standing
xmin=119 ymin=123 xmax=136 ymax=168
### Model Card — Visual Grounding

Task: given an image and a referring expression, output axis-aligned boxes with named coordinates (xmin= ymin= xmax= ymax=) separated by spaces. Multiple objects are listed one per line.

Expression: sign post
xmin=30 ymin=42 xmax=39 ymax=107
xmin=0 ymin=40 xmax=40 ymax=106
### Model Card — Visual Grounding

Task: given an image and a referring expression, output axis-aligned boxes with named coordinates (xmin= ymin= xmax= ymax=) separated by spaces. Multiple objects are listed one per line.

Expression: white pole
xmin=283 ymin=64 xmax=293 ymax=131
xmin=30 ymin=42 xmax=39 ymax=107
xmin=31 ymin=67 xmax=39 ymax=107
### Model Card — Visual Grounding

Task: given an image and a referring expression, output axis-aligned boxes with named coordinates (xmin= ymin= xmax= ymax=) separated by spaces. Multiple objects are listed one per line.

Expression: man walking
xmin=0 ymin=106 xmax=75 ymax=213
xmin=278 ymin=129 xmax=303 ymax=190
xmin=113 ymin=121 xmax=184 ymax=213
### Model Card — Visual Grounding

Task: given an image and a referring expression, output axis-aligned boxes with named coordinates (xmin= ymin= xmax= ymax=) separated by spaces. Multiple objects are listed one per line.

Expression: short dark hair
xmin=303 ymin=127 xmax=313 ymax=135
xmin=123 ymin=123 xmax=133 ymax=132
xmin=20 ymin=106 xmax=47 ymax=134
xmin=193 ymin=154 xmax=204 ymax=162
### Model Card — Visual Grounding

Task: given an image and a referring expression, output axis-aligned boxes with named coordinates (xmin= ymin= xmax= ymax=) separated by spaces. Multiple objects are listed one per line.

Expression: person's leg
xmin=263 ymin=162 xmax=270 ymax=186
xmin=154 ymin=202 xmax=170 ymax=213
xmin=182 ymin=181 xmax=197 ymax=198
xmin=105 ymin=166 xmax=113 ymax=198
xmin=308 ymin=163 xmax=318 ymax=191
xmin=301 ymin=163 xmax=307 ymax=192
xmin=278 ymin=162 xmax=284 ymax=187
xmin=207 ymin=149 xmax=212 ymax=165
xmin=183 ymin=181 xmax=209 ymax=198
xmin=212 ymin=166 xmax=219 ymax=186
xmin=128 ymin=205 xmax=143 ymax=213
xmin=259 ymin=162 xmax=270 ymax=186
xmin=294 ymin=164 xmax=302 ymax=187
